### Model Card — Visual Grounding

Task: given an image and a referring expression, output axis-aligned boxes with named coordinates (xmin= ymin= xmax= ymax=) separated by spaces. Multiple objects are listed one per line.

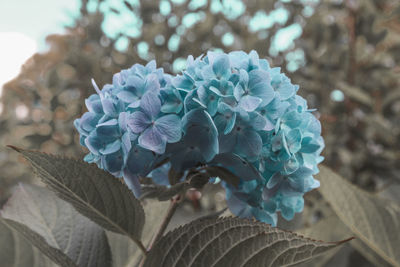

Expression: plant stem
xmin=150 ymin=195 xmax=181 ymax=248
xmin=139 ymin=195 xmax=181 ymax=266
xmin=135 ymin=240 xmax=148 ymax=255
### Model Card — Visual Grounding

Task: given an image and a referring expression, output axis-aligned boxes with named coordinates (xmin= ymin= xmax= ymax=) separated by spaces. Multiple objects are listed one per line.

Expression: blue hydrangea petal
xmin=224 ymin=112 xmax=237 ymax=134
xmin=168 ymin=141 xmax=205 ymax=171
xmin=281 ymin=111 xmax=302 ymax=128
xmin=145 ymin=74 xmax=161 ymax=92
xmin=251 ymin=207 xmax=277 ymax=225
xmin=138 ymin=126 xmax=167 ymax=154
xmin=237 ymin=129 xmax=262 ymax=157
xmin=101 ymin=98 xmax=117 ymax=116
xmin=118 ymin=112 xmax=128 ymax=132
xmin=102 ymin=150 xmax=124 ymax=174
xmin=140 ymin=92 xmax=161 ymax=118
xmin=228 ymin=50 xmax=250 ymax=70
xmin=233 ymin=84 xmax=245 ymax=101
xmin=300 ymin=136 xmax=321 ymax=153
xmin=286 ymin=129 xmax=302 ymax=154
xmin=184 ymin=90 xmax=202 ymax=113
xmin=160 ymin=88 xmax=183 ymax=114
xmin=149 ymin=163 xmax=171 ymax=186
xmin=172 ymin=75 xmax=194 ymax=90
xmin=78 ymin=112 xmax=100 ymax=133
xmin=125 ymin=145 xmax=155 ymax=175
xmin=117 ymin=90 xmax=139 ymax=103
xmin=280 ymin=196 xmax=304 ymax=221
xmin=248 ymin=69 xmax=270 ymax=88
xmin=182 ymin=109 xmax=219 ymax=161
xmin=211 ymin=153 xmax=262 ymax=181
xmin=239 ymin=69 xmax=249 ymax=85
xmin=85 ymin=132 xmax=102 ymax=155
xmin=121 ymin=132 xmax=132 ymax=156
xmin=250 ymin=82 xmax=275 ymax=106
xmin=154 ymin=114 xmax=182 ymax=143
xmin=249 ymin=112 xmax=267 ymax=131
xmin=218 ymin=131 xmax=236 ymax=154
xmin=277 ymin=83 xmax=295 ymax=100
xmin=225 ymin=190 xmax=253 ymax=218
xmin=267 ymin=172 xmax=282 ymax=189
xmin=128 ymin=111 xmax=151 ymax=134
xmin=126 ymin=74 xmax=145 ymax=89
xmin=123 ymin=169 xmax=141 ymax=198
xmin=85 ymin=95 xmax=103 ymax=114
xmin=212 ymin=54 xmax=230 ymax=78
xmin=239 ymin=95 xmax=262 ymax=112
xmin=100 ymin=139 xmax=121 ymax=155
xmin=283 ymin=157 xmax=300 ymax=174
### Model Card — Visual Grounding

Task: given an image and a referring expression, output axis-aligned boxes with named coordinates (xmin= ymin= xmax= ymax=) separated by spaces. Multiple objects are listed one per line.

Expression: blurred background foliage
xmin=0 ymin=0 xmax=400 ymax=265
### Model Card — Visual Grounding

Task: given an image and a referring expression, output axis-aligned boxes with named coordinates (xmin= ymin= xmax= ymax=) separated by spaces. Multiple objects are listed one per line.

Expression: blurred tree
xmin=290 ymin=0 xmax=400 ymax=189
xmin=0 ymin=0 xmax=399 ymax=202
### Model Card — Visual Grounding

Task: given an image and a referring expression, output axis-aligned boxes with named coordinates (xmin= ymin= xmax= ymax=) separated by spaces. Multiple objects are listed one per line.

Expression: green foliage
xmin=143 ymin=216 xmax=350 ymax=267
xmin=9 ymin=146 xmax=145 ymax=249
xmin=0 ymin=220 xmax=56 ymax=267
xmin=1 ymin=184 xmax=111 ymax=267
xmin=107 ymin=200 xmax=170 ymax=267
xmin=1 ymin=148 xmax=364 ymax=267
xmin=317 ymin=166 xmax=400 ymax=267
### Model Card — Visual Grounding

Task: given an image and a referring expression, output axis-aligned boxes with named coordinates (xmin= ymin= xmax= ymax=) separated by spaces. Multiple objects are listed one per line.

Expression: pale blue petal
xmin=248 ymin=69 xmax=270 ymax=88
xmin=239 ymin=69 xmax=249 ymax=85
xmin=96 ymin=119 xmax=120 ymax=137
xmin=121 ymin=132 xmax=132 ymax=156
xmin=211 ymin=153 xmax=262 ymax=181
xmin=103 ymin=151 xmax=124 ymax=174
xmin=140 ymin=92 xmax=161 ymax=118
xmin=154 ymin=114 xmax=182 ymax=143
xmin=128 ymin=111 xmax=150 ymax=133
xmin=123 ymin=169 xmax=142 ymax=198
xmin=267 ymin=172 xmax=282 ymax=189
xmin=212 ymin=54 xmax=230 ymax=78
xmin=126 ymin=75 xmax=144 ymax=89
xmin=145 ymin=73 xmax=160 ymax=92
xmin=218 ymin=131 xmax=236 ymax=154
xmin=286 ymin=129 xmax=302 ymax=153
xmin=252 ymin=207 xmax=277 ymax=225
xmin=100 ymin=139 xmax=121 ymax=155
xmin=233 ymin=84 xmax=244 ymax=101
xmin=224 ymin=112 xmax=236 ymax=134
xmin=117 ymin=90 xmax=138 ymax=103
xmin=250 ymin=82 xmax=275 ymax=106
xmin=126 ymin=146 xmax=155 ymax=175
xmin=138 ymin=126 xmax=167 ymax=154
xmin=237 ymin=129 xmax=262 ymax=157
xmin=249 ymin=112 xmax=266 ymax=131
xmin=239 ymin=95 xmax=262 ymax=112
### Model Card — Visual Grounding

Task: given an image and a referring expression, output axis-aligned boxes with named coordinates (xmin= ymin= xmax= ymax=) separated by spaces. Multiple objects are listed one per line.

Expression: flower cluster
xmin=75 ymin=51 xmax=324 ymax=225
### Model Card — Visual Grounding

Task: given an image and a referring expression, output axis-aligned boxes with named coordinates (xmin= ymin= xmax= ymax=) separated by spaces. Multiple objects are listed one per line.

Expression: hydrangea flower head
xmin=75 ymin=61 xmax=183 ymax=196
xmin=75 ymin=51 xmax=324 ymax=226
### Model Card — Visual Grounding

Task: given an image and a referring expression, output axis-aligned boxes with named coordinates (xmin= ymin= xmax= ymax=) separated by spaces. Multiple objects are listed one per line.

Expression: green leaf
xmin=1 ymin=184 xmax=111 ymax=267
xmin=107 ymin=200 xmax=170 ymax=267
xmin=317 ymin=165 xmax=400 ymax=267
xmin=299 ymin=215 xmax=392 ymax=267
xmin=143 ymin=217 xmax=351 ymax=267
xmin=9 ymin=147 xmax=146 ymax=251
xmin=0 ymin=220 xmax=56 ymax=267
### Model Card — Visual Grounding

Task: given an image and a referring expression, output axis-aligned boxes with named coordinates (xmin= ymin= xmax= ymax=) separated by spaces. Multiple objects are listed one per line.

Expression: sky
xmin=0 ymin=0 xmax=80 ymax=91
